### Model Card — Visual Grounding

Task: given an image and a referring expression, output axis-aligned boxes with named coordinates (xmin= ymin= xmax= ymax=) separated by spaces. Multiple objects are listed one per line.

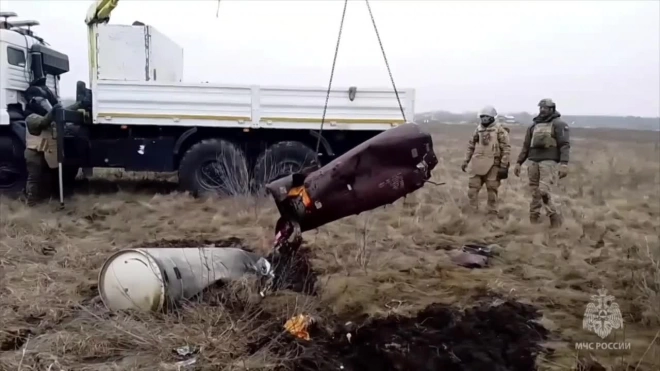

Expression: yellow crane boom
xmin=84 ymin=0 xmax=119 ymax=84
xmin=85 ymin=0 xmax=119 ymax=25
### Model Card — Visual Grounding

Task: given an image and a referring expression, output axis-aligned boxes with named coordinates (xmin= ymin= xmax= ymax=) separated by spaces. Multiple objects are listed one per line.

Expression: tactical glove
xmin=461 ymin=161 xmax=468 ymax=173
xmin=558 ymin=164 xmax=568 ymax=179
xmin=513 ymin=163 xmax=521 ymax=177
xmin=497 ymin=166 xmax=509 ymax=180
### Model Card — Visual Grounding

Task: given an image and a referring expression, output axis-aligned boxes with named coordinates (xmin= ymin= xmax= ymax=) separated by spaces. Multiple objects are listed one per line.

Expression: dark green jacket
xmin=516 ymin=111 xmax=570 ymax=165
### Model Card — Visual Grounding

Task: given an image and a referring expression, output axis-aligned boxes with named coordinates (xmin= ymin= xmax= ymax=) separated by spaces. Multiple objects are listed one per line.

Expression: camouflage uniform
xmin=462 ymin=106 xmax=511 ymax=214
xmin=24 ymin=109 xmax=59 ymax=206
xmin=514 ymin=99 xmax=570 ymax=227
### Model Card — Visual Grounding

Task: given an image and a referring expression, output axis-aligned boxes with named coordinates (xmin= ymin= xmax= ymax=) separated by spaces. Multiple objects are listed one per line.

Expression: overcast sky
xmin=2 ymin=0 xmax=659 ymax=117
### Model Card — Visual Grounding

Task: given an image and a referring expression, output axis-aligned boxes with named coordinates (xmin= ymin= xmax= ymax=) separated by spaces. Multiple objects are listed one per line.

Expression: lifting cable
xmin=315 ymin=0 xmax=349 ymax=155
xmin=365 ymin=0 xmax=407 ymax=122
xmin=315 ymin=0 xmax=407 ymax=155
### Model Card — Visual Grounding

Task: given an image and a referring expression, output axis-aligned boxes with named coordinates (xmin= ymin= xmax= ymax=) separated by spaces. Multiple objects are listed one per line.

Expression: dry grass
xmin=1 ymin=123 xmax=659 ymax=370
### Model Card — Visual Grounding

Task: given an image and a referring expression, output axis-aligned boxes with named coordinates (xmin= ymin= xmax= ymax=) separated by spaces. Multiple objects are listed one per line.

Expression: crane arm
xmin=85 ymin=0 xmax=119 ymax=25
xmin=85 ymin=0 xmax=119 ymax=101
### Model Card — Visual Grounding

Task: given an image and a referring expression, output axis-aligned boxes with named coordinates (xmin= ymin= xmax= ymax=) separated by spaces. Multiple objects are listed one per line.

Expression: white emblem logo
xmin=582 ymin=288 xmax=623 ymax=339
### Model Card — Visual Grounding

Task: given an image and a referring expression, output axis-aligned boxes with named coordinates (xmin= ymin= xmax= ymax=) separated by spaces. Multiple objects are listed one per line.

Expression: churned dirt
xmin=251 ymin=298 xmax=550 ymax=371
xmin=1 ymin=124 xmax=659 ymax=370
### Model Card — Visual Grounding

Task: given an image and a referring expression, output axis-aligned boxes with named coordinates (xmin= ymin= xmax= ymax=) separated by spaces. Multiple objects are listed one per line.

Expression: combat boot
xmin=24 ymin=189 xmax=38 ymax=207
xmin=549 ymin=213 xmax=563 ymax=228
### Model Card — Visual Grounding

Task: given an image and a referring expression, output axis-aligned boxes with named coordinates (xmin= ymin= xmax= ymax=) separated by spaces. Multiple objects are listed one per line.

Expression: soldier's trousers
xmin=468 ymin=165 xmax=500 ymax=213
xmin=527 ymin=160 xmax=559 ymax=218
xmin=24 ymin=149 xmax=57 ymax=205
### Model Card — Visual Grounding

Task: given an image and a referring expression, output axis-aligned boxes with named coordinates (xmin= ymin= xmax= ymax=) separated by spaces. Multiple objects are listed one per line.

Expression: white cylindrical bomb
xmin=98 ymin=247 xmax=272 ymax=312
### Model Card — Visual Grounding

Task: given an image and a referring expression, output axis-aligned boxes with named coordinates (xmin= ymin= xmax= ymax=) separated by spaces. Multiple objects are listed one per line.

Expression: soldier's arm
xmin=26 ymin=114 xmax=45 ymax=136
xmin=516 ymin=125 xmax=532 ymax=164
xmin=498 ymin=126 xmax=511 ymax=167
xmin=463 ymin=130 xmax=477 ymax=163
xmin=554 ymin=120 xmax=570 ymax=164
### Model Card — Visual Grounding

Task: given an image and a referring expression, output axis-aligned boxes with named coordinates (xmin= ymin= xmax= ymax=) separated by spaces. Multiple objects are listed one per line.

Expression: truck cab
xmin=0 ymin=12 xmax=70 ymax=195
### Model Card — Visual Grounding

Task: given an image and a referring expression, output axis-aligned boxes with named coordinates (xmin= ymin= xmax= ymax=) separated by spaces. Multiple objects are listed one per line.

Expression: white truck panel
xmin=96 ymin=24 xmax=183 ymax=82
xmin=92 ymin=23 xmax=413 ymax=131
xmin=96 ymin=25 xmax=146 ymax=81
xmin=93 ymin=80 xmax=412 ymax=131
xmin=147 ymin=26 xmax=183 ymax=83
xmin=259 ymin=87 xmax=412 ymax=123
xmin=94 ymin=80 xmax=252 ymax=127
xmin=5 ymin=64 xmax=58 ymax=96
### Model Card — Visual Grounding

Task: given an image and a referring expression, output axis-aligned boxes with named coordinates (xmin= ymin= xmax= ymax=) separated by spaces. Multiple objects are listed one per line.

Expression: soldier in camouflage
xmin=24 ymin=107 xmax=59 ymax=206
xmin=461 ymin=105 xmax=511 ymax=215
xmin=513 ymin=98 xmax=570 ymax=227
xmin=24 ymin=101 xmax=81 ymax=206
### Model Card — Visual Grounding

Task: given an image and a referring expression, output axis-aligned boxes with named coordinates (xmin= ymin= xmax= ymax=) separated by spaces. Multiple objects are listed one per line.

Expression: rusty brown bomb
xmin=266 ymin=123 xmax=438 ymax=236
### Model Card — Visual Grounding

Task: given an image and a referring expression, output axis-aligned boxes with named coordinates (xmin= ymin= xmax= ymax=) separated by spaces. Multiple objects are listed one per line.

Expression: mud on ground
xmin=251 ymin=298 xmax=549 ymax=371
xmin=1 ymin=125 xmax=659 ymax=370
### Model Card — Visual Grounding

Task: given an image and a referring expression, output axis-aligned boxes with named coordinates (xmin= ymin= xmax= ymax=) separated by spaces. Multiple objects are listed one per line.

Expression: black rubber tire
xmin=0 ymin=133 xmax=27 ymax=198
xmin=178 ymin=138 xmax=250 ymax=197
xmin=252 ymin=141 xmax=320 ymax=191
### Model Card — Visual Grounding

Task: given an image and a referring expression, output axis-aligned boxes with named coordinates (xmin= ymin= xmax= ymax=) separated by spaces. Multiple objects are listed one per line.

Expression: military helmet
xmin=477 ymin=105 xmax=498 ymax=118
xmin=538 ymin=98 xmax=556 ymax=108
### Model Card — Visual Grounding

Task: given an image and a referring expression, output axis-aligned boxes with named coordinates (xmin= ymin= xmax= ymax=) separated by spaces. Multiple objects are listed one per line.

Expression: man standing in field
xmin=24 ymin=106 xmax=60 ymax=206
xmin=461 ymin=105 xmax=511 ymax=215
xmin=513 ymin=98 xmax=570 ymax=227
xmin=24 ymin=97 xmax=81 ymax=206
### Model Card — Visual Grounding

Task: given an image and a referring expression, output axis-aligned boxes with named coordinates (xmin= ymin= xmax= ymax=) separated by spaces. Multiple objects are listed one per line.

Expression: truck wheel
xmin=178 ymin=138 xmax=250 ymax=197
xmin=252 ymin=141 xmax=320 ymax=191
xmin=0 ymin=133 xmax=27 ymax=198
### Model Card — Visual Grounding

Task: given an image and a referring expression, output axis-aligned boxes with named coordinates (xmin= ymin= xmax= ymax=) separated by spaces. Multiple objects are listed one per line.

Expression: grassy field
xmin=1 ymin=123 xmax=658 ymax=370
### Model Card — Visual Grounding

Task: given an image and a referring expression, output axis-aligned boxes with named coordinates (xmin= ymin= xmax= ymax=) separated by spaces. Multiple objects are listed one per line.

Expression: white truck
xmin=0 ymin=3 xmax=414 ymax=198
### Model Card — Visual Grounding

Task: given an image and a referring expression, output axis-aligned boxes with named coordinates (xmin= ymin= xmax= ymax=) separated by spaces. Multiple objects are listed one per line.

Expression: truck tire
xmin=0 ymin=132 xmax=27 ymax=198
xmin=178 ymin=138 xmax=250 ymax=197
xmin=252 ymin=141 xmax=320 ymax=191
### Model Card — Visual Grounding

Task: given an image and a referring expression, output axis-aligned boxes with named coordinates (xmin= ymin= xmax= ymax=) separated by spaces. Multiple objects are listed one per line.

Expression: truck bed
xmin=93 ymin=80 xmax=414 ymax=131
xmin=91 ymin=23 xmax=414 ymax=132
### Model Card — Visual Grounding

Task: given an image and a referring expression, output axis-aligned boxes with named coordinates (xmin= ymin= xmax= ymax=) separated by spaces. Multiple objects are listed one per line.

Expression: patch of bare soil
xmin=252 ymin=299 xmax=549 ymax=371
